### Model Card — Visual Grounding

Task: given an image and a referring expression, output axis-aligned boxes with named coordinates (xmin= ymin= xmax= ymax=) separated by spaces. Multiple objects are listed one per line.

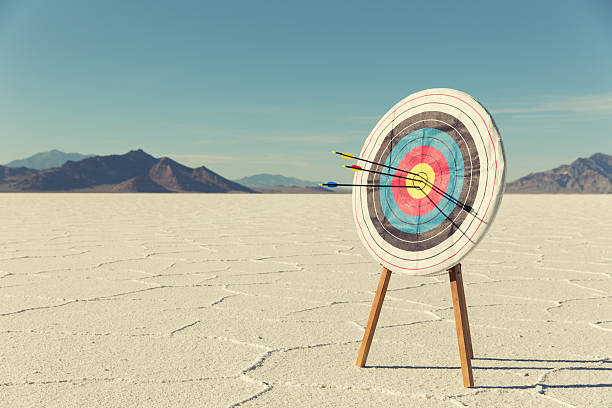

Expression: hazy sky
xmin=1 ymin=0 xmax=611 ymax=182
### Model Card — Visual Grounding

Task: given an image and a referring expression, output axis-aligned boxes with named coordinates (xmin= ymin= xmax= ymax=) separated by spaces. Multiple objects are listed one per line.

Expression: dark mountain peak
xmin=123 ymin=149 xmax=156 ymax=160
xmin=589 ymin=152 xmax=612 ymax=167
xmin=190 ymin=166 xmax=253 ymax=193
xmin=192 ymin=164 xmax=216 ymax=175
xmin=147 ymin=157 xmax=253 ymax=193
xmin=590 ymin=152 xmax=611 ymax=160
xmin=129 ymin=148 xmax=148 ymax=154
xmin=507 ymin=152 xmax=612 ymax=193
xmin=154 ymin=156 xmax=191 ymax=170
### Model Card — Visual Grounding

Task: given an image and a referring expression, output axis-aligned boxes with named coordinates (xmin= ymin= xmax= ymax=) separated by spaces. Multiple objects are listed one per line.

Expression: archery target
xmin=353 ymin=88 xmax=506 ymax=276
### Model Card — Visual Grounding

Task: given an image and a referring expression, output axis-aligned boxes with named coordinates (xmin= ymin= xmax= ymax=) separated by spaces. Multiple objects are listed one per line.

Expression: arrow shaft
xmin=322 ymin=183 xmax=421 ymax=188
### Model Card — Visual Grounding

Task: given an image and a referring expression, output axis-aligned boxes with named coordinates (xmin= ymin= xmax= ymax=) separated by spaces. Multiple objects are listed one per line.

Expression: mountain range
xmin=0 ymin=150 xmax=253 ymax=193
xmin=506 ymin=153 xmax=612 ymax=193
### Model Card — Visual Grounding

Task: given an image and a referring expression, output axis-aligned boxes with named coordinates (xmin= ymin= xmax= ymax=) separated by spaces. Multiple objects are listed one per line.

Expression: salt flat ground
xmin=0 ymin=194 xmax=610 ymax=407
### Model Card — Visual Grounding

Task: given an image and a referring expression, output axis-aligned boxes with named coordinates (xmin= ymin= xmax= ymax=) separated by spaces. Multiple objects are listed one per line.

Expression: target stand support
xmin=356 ymin=263 xmax=474 ymax=388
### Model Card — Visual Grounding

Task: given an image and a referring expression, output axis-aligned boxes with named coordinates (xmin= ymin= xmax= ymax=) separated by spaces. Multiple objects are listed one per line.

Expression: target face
xmin=353 ymin=88 xmax=506 ymax=275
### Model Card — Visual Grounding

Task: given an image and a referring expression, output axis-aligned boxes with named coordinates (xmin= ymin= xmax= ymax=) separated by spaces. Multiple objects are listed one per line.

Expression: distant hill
xmin=506 ymin=153 xmax=612 ymax=193
xmin=0 ymin=149 xmax=253 ymax=193
xmin=234 ymin=174 xmax=321 ymax=188
xmin=4 ymin=150 xmax=93 ymax=170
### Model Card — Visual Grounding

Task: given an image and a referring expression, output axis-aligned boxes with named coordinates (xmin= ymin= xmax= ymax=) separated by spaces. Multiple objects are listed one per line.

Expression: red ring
xmin=390 ymin=146 xmax=449 ymax=216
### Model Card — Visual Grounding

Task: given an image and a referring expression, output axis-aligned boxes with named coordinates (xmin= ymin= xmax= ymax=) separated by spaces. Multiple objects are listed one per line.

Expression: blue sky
xmin=1 ymin=0 xmax=611 ymax=182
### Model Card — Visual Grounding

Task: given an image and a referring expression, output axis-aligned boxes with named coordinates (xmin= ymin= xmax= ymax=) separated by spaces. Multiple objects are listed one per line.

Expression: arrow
xmin=320 ymin=182 xmax=421 ymax=189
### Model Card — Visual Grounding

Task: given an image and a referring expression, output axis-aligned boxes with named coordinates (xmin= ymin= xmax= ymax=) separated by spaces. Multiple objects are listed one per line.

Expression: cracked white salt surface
xmin=0 ymin=194 xmax=610 ymax=407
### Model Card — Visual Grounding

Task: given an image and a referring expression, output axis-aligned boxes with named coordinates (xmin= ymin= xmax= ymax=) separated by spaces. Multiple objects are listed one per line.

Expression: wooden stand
xmin=448 ymin=263 xmax=474 ymax=387
xmin=355 ymin=263 xmax=474 ymax=388
xmin=356 ymin=266 xmax=392 ymax=367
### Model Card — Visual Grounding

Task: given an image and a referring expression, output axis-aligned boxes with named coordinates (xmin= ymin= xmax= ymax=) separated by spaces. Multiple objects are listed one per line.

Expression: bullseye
xmin=406 ymin=163 xmax=435 ymax=199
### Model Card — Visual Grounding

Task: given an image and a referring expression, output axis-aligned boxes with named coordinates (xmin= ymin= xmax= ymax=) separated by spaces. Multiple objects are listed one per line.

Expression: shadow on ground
xmin=369 ymin=357 xmax=612 ymax=389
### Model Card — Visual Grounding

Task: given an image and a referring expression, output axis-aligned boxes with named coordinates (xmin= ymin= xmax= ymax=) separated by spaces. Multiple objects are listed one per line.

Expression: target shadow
xmin=368 ymin=357 xmax=612 ymax=389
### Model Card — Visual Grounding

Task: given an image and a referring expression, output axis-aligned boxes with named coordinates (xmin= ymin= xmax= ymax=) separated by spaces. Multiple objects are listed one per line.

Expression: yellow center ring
xmin=405 ymin=163 xmax=435 ymax=199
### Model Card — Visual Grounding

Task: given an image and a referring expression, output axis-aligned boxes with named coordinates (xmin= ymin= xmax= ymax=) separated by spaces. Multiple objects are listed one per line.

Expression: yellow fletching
xmin=333 ymin=151 xmax=355 ymax=159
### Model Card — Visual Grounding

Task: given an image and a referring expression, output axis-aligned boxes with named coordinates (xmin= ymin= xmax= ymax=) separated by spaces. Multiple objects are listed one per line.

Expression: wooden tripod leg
xmin=455 ymin=267 xmax=473 ymax=359
xmin=356 ymin=266 xmax=392 ymax=367
xmin=449 ymin=263 xmax=474 ymax=387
